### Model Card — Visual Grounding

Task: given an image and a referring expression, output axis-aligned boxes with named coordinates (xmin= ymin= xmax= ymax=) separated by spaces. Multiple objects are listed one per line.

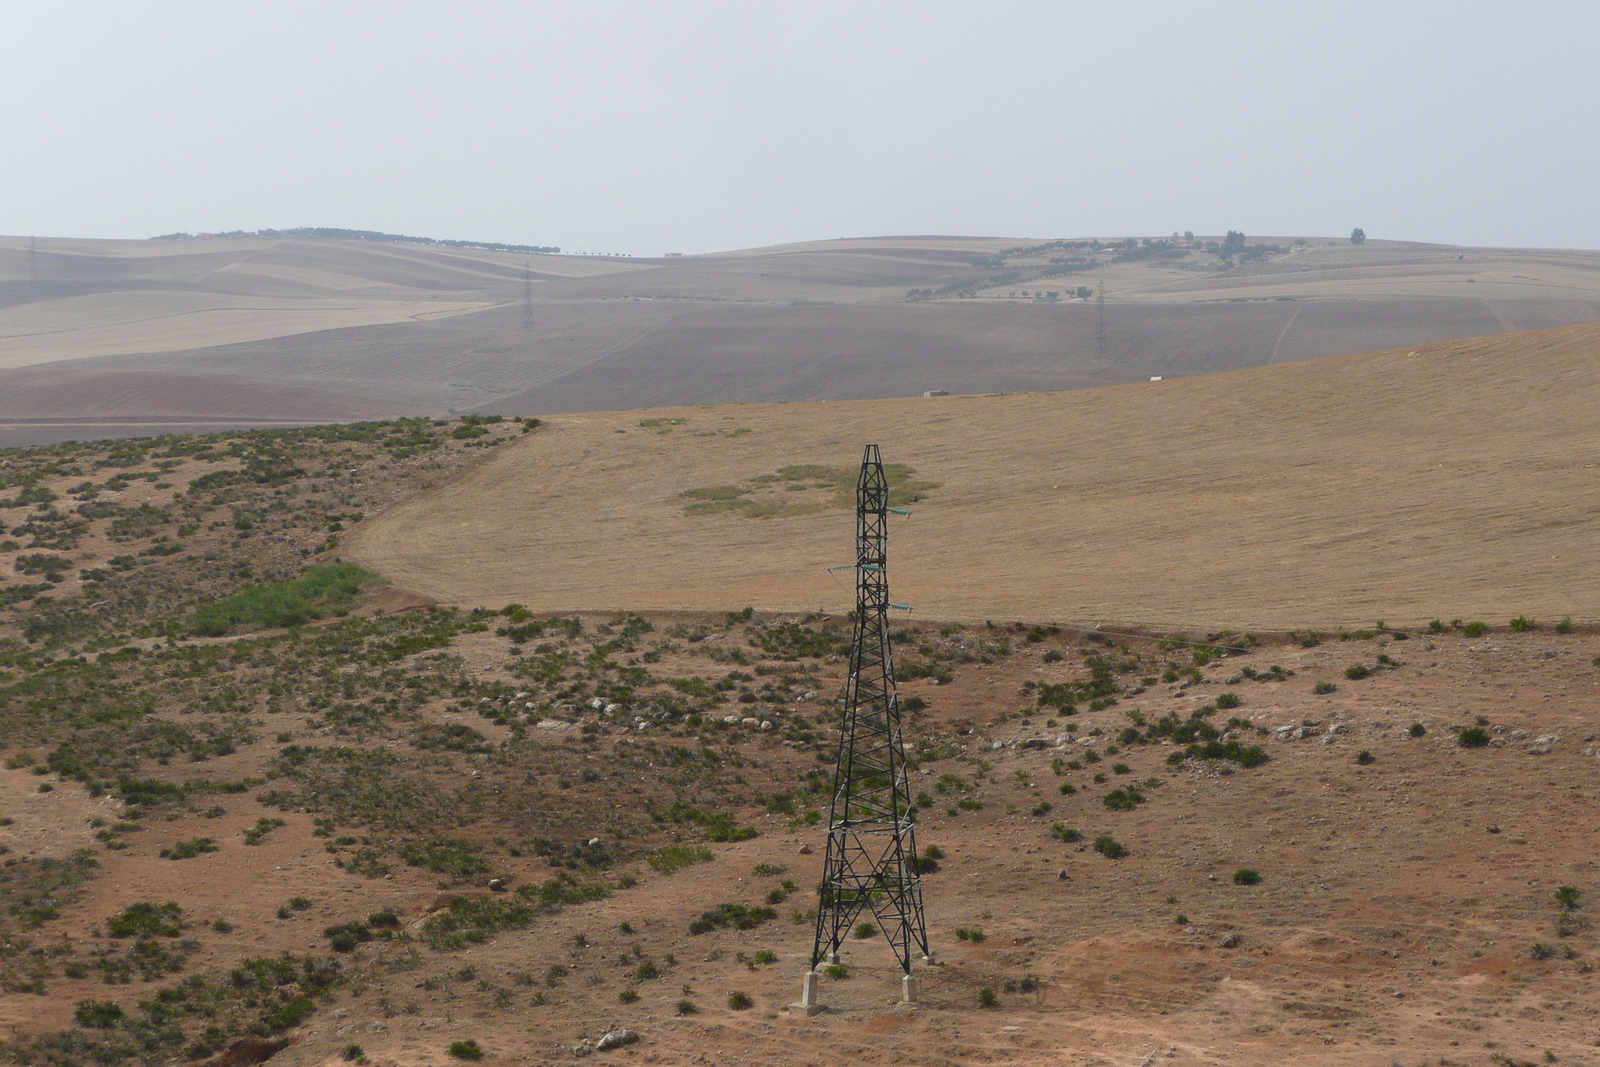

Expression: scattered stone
xmin=1509 ymin=728 xmax=1529 ymax=740
xmin=596 ymin=1029 xmax=639 ymax=1052
xmin=1225 ymin=674 xmax=1243 ymax=685
xmin=488 ymin=878 xmax=506 ymax=892
xmin=534 ymin=719 xmax=569 ymax=731
xmin=1220 ymin=933 xmax=1240 ymax=948
xmin=1058 ymin=869 xmax=1069 ymax=880
xmin=1491 ymin=724 xmax=1508 ymax=734
xmin=799 ymin=844 xmax=813 ymax=855
xmin=759 ymin=721 xmax=774 ymax=731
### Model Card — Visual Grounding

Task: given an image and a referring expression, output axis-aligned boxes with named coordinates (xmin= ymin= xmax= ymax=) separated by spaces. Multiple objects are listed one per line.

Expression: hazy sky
xmin=5 ymin=2 xmax=1597 ymax=255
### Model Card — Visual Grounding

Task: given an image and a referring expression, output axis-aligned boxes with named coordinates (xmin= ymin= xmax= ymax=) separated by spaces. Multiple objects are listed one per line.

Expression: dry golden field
xmin=350 ymin=322 xmax=1600 ymax=632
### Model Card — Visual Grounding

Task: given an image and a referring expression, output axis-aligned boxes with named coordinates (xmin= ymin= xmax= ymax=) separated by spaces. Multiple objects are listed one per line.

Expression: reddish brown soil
xmin=8 ymin=614 xmax=1599 ymax=1065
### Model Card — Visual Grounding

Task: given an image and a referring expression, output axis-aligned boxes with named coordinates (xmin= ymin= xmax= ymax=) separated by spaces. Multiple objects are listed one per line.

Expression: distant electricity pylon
xmin=1095 ymin=278 xmax=1107 ymax=356
xmin=804 ymin=445 xmax=930 ymax=1012
xmin=521 ymin=260 xmax=534 ymax=333
xmin=29 ymin=236 xmax=38 ymax=285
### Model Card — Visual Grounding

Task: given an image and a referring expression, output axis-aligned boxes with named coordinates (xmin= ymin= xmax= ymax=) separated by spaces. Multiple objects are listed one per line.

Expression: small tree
xmin=1350 ymin=227 xmax=1366 ymax=244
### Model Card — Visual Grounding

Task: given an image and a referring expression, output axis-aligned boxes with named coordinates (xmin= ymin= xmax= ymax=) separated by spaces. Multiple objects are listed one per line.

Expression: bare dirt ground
xmin=7 ymin=609 xmax=1600 ymax=1066
xmin=2 ymin=233 xmax=1598 ymax=441
xmin=349 ymin=322 xmax=1600 ymax=632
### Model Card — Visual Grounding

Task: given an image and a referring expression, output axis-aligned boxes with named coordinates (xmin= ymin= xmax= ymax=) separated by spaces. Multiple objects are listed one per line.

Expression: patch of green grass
xmin=728 ymin=990 xmax=753 ymax=1010
xmin=647 ymin=845 xmax=713 ymax=874
xmin=397 ymin=838 xmax=492 ymax=883
xmin=189 ymin=562 xmax=377 ymax=636
xmin=1233 ymin=868 xmax=1262 ymax=886
xmin=1462 ymin=621 xmax=1488 ymax=637
xmin=447 ymin=1039 xmax=484 ymax=1060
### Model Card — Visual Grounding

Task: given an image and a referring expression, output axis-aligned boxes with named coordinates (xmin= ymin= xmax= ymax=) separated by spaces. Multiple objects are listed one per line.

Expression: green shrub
xmin=1050 ymin=824 xmax=1083 ymax=843
xmin=954 ymin=927 xmax=985 ymax=942
xmin=1356 ymin=750 xmax=1375 ymax=765
xmin=1409 ymin=722 xmax=1427 ymax=737
xmin=1509 ymin=616 xmax=1533 ymax=633
xmin=1102 ymin=788 xmax=1145 ymax=811
xmin=753 ymin=949 xmax=778 ymax=964
xmin=618 ymin=987 xmax=639 ymax=1003
xmin=107 ymin=901 xmax=182 ymax=938
xmin=1215 ymin=692 xmax=1241 ymax=710
xmin=1556 ymin=885 xmax=1582 ymax=911
xmin=1556 ymin=617 xmax=1573 ymax=634
xmin=1093 ymin=836 xmax=1126 ymax=859
xmin=728 ymin=990 xmax=753 ymax=1010
xmin=824 ymin=963 xmax=850 ymax=981
xmin=1428 ymin=620 xmax=1446 ymax=633
xmin=1344 ymin=665 xmax=1371 ymax=680
xmin=1058 ymin=782 xmax=1076 ymax=796
xmin=1458 ymin=727 xmax=1491 ymax=748
xmin=688 ymin=903 xmax=777 ymax=935
xmin=341 ymin=1044 xmax=366 ymax=1063
xmin=1030 ymin=801 xmax=1053 ymax=816
xmin=1233 ymin=868 xmax=1262 ymax=886
xmin=853 ymin=921 xmax=877 ymax=939
xmin=447 ymin=1039 xmax=483 ymax=1060
xmin=160 ymin=837 xmax=217 ymax=860
xmin=977 ymin=986 xmax=997 ymax=1007
xmin=74 ymin=1000 xmax=125 ymax=1028
xmin=676 ymin=999 xmax=698 ymax=1014
xmin=1530 ymin=942 xmax=1556 ymax=961
xmin=1312 ymin=681 xmax=1337 ymax=695
xmin=1462 ymin=621 xmax=1488 ymax=637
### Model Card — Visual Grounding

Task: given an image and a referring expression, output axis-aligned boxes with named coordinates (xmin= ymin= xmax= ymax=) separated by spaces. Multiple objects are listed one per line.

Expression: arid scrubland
xmin=3 ymin=324 xmax=1600 ymax=1064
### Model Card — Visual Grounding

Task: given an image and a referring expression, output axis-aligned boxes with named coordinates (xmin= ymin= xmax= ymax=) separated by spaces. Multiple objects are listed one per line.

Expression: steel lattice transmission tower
xmin=521 ymin=260 xmax=535 ymax=333
xmin=804 ymin=444 xmax=930 ymax=1009
xmin=1095 ymin=277 xmax=1107 ymax=355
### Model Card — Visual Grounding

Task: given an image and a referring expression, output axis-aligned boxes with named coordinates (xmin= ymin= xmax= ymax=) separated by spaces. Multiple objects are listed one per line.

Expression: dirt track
xmin=349 ymin=322 xmax=1600 ymax=631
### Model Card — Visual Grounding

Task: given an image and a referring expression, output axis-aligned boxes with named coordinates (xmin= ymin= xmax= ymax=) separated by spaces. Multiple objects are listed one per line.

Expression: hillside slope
xmin=2 ymin=233 xmax=1598 ymax=444
xmin=350 ymin=322 xmax=1600 ymax=630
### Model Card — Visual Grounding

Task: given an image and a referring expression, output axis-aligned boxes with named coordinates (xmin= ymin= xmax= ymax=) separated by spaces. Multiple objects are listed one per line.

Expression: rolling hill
xmin=349 ymin=322 xmax=1600 ymax=631
xmin=2 ymin=232 xmax=1598 ymax=446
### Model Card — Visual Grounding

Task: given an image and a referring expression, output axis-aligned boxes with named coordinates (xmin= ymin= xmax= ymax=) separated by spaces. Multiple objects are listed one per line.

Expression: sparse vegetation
xmin=1458 ymin=726 xmax=1491 ymax=748
xmin=1233 ymin=868 xmax=1262 ymax=886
